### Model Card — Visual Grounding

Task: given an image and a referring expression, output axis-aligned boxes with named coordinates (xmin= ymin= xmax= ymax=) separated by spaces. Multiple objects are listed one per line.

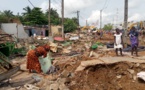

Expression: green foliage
xmin=72 ymin=17 xmax=78 ymax=25
xmin=0 ymin=10 xmax=15 ymax=23
xmin=22 ymin=6 xmax=32 ymax=16
xmin=45 ymin=8 xmax=60 ymax=25
xmin=103 ymin=23 xmax=113 ymax=30
xmin=64 ymin=18 xmax=77 ymax=33
xmin=0 ymin=14 xmax=9 ymax=23
xmin=0 ymin=7 xmax=78 ymax=33
xmin=22 ymin=7 xmax=47 ymax=25
xmin=3 ymin=10 xmax=14 ymax=18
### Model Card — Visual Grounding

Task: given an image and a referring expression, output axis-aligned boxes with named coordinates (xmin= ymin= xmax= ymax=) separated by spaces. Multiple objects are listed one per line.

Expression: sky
xmin=0 ymin=0 xmax=145 ymax=27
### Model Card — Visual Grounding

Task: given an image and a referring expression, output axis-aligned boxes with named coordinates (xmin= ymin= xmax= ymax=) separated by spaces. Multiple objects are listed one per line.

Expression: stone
xmin=57 ymin=78 xmax=66 ymax=84
xmin=24 ymin=84 xmax=39 ymax=90
xmin=129 ymin=74 xmax=133 ymax=79
xmin=127 ymin=69 xmax=135 ymax=74
xmin=60 ymin=70 xmax=70 ymax=78
xmin=20 ymin=64 xmax=28 ymax=71
xmin=116 ymin=75 xmax=122 ymax=79
xmin=49 ymin=83 xmax=59 ymax=90
xmin=58 ymin=78 xmax=71 ymax=85
xmin=136 ymin=63 xmax=140 ymax=67
xmin=133 ymin=75 xmax=137 ymax=81
xmin=71 ymin=81 xmax=76 ymax=86
xmin=59 ymin=84 xmax=70 ymax=90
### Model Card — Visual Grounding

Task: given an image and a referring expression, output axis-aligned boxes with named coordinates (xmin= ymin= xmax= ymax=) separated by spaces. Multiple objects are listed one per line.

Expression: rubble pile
xmin=1 ymin=31 xmax=145 ymax=90
xmin=69 ymin=62 xmax=145 ymax=90
xmin=0 ymin=30 xmax=15 ymax=44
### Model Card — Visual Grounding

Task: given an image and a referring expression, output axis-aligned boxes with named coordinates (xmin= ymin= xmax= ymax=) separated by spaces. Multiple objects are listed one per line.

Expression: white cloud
xmin=40 ymin=1 xmax=48 ymax=12
xmin=40 ymin=0 xmax=102 ymax=17
xmin=87 ymin=10 xmax=113 ymax=27
xmin=128 ymin=13 xmax=145 ymax=22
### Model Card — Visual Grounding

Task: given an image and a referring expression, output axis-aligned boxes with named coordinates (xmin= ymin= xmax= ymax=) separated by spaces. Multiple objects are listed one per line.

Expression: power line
xmin=53 ymin=0 xmax=61 ymax=7
xmin=28 ymin=0 xmax=35 ymax=8
xmin=104 ymin=0 xmax=112 ymax=11
xmin=102 ymin=0 xmax=108 ymax=10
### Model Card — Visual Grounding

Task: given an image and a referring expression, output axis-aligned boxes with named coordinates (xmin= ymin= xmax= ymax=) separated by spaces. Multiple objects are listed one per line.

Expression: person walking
xmin=128 ymin=27 xmax=139 ymax=56
xmin=114 ymin=28 xmax=123 ymax=56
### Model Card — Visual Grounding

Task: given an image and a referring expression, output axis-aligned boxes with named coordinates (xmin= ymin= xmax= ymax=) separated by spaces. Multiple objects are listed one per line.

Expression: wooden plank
xmin=0 ymin=66 xmax=20 ymax=81
xmin=10 ymin=78 xmax=36 ymax=87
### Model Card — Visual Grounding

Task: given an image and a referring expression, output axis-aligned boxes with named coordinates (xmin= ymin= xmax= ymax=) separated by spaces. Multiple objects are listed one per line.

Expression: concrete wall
xmin=1 ymin=23 xmax=28 ymax=39
xmin=51 ymin=26 xmax=62 ymax=35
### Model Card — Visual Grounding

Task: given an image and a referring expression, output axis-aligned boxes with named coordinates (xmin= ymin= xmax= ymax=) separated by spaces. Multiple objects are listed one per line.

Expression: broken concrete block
xmin=60 ymin=70 xmax=70 ymax=78
xmin=127 ymin=69 xmax=135 ymax=74
xmin=116 ymin=75 xmax=122 ymax=79
xmin=133 ymin=75 xmax=137 ymax=81
xmin=59 ymin=84 xmax=70 ymax=90
xmin=24 ymin=84 xmax=39 ymax=90
xmin=62 ymin=49 xmax=71 ymax=54
xmin=49 ymin=83 xmax=59 ymax=90
xmin=20 ymin=64 xmax=28 ymax=71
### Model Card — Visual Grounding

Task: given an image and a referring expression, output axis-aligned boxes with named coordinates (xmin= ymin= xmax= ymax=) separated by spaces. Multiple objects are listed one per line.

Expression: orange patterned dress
xmin=27 ymin=45 xmax=50 ymax=73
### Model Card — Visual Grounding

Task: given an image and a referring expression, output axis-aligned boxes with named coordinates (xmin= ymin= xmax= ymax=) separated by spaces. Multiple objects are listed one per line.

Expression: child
xmin=128 ymin=27 xmax=139 ymax=56
xmin=114 ymin=28 xmax=123 ymax=56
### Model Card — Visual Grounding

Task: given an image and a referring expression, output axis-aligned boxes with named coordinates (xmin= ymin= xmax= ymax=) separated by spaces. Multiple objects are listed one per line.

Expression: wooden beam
xmin=0 ymin=66 xmax=20 ymax=81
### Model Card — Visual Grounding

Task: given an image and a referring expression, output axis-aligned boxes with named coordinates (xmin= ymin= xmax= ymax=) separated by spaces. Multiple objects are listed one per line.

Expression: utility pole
xmin=116 ymin=8 xmax=118 ymax=28
xmin=100 ymin=7 xmax=106 ymax=30
xmin=115 ymin=8 xmax=119 ymax=29
xmin=86 ymin=20 xmax=88 ymax=26
xmin=48 ymin=0 xmax=51 ymax=36
xmin=123 ymin=0 xmax=128 ymax=47
xmin=61 ymin=0 xmax=64 ymax=38
xmin=77 ymin=11 xmax=80 ymax=26
xmin=100 ymin=10 xmax=102 ymax=29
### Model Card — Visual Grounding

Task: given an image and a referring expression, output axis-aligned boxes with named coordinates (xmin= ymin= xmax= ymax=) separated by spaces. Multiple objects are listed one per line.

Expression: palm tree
xmin=22 ymin=6 xmax=32 ymax=16
xmin=3 ymin=10 xmax=14 ymax=17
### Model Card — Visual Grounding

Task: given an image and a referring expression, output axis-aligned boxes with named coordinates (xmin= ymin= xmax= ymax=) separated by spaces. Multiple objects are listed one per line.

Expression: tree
xmin=64 ymin=18 xmax=77 ymax=33
xmin=103 ymin=23 xmax=113 ymax=30
xmin=22 ymin=6 xmax=32 ymax=24
xmin=0 ymin=14 xmax=9 ymax=23
xmin=3 ymin=10 xmax=14 ymax=18
xmin=72 ymin=17 xmax=78 ymax=25
xmin=45 ymin=8 xmax=60 ymax=25
xmin=22 ymin=6 xmax=32 ymax=16
xmin=22 ymin=7 xmax=47 ymax=25
xmin=0 ymin=10 xmax=13 ymax=23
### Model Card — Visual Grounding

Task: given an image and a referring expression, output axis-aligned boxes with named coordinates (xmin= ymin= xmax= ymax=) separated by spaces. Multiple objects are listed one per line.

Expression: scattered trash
xmin=39 ymin=54 xmax=52 ymax=74
xmin=117 ymin=75 xmax=122 ymax=79
xmin=137 ymin=72 xmax=145 ymax=81
xmin=49 ymin=42 xmax=58 ymax=53
xmin=54 ymin=37 xmax=64 ymax=42
xmin=106 ymin=43 xmax=114 ymax=48
xmin=24 ymin=84 xmax=39 ymax=90
xmin=91 ymin=44 xmax=98 ymax=50
xmin=46 ymin=65 xmax=58 ymax=74
xmin=69 ymin=36 xmax=79 ymax=40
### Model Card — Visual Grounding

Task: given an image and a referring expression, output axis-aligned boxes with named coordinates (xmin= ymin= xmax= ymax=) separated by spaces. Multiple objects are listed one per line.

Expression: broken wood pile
xmin=0 ymin=30 xmax=15 ymax=44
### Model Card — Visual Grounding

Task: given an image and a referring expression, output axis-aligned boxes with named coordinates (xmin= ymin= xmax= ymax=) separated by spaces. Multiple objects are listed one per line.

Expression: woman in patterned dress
xmin=27 ymin=44 xmax=50 ymax=73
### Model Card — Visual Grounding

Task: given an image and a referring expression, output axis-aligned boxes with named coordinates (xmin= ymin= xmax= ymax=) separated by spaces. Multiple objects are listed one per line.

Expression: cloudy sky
xmin=0 ymin=0 xmax=145 ymax=27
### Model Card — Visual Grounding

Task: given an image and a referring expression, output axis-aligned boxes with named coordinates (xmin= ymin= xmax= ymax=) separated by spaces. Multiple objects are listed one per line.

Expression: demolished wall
xmin=1 ymin=23 xmax=28 ymax=39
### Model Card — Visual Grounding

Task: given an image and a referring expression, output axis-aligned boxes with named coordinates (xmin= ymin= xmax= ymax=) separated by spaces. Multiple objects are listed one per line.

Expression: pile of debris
xmin=0 ymin=29 xmax=15 ymax=44
xmin=1 ymin=30 xmax=145 ymax=90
